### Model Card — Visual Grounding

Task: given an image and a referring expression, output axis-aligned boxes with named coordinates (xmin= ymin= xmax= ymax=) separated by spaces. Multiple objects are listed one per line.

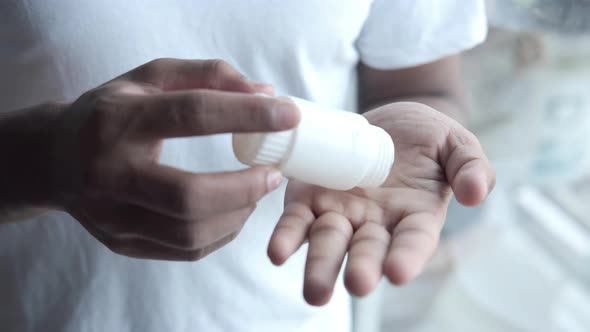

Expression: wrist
xmin=363 ymin=96 xmax=467 ymax=126
xmin=0 ymin=102 xmax=67 ymax=210
xmin=403 ymin=95 xmax=467 ymax=125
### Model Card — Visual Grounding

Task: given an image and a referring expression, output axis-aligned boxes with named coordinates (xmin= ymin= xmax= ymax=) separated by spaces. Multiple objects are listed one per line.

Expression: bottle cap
xmin=232 ymin=130 xmax=295 ymax=166
xmin=358 ymin=125 xmax=395 ymax=188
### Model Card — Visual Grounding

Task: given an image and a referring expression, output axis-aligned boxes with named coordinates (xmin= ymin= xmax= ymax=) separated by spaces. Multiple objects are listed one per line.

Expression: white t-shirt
xmin=0 ymin=1 xmax=486 ymax=331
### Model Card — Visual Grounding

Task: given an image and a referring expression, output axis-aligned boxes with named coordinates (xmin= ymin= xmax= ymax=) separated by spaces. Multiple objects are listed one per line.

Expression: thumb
xmin=441 ymin=127 xmax=496 ymax=206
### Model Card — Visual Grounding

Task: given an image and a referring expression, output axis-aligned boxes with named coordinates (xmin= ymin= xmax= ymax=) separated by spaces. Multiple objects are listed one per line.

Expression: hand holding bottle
xmin=1 ymin=58 xmax=300 ymax=260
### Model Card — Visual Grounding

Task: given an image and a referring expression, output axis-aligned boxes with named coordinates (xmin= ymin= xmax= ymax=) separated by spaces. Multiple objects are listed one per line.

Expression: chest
xmin=3 ymin=1 xmax=373 ymax=78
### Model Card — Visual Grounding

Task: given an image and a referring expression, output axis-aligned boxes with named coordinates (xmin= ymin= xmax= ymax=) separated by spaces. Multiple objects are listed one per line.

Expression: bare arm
xmin=358 ymin=55 xmax=467 ymax=123
xmin=0 ymin=59 xmax=302 ymax=261
xmin=0 ymin=103 xmax=64 ymax=223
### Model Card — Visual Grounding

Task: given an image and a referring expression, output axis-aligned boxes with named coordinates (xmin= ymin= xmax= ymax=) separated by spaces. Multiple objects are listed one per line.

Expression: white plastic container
xmin=232 ymin=96 xmax=395 ymax=190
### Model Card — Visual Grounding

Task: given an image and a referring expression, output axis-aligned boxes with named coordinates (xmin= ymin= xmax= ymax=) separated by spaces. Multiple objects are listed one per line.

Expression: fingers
xmin=128 ymin=90 xmax=300 ymax=139
xmin=105 ymin=231 xmax=241 ymax=261
xmin=304 ymin=212 xmax=353 ymax=306
xmin=123 ymin=58 xmax=259 ymax=93
xmin=99 ymin=204 xmax=255 ymax=250
xmin=267 ymin=202 xmax=315 ymax=265
xmin=383 ymin=212 xmax=442 ymax=285
xmin=344 ymin=222 xmax=391 ymax=297
xmin=73 ymin=202 xmax=252 ymax=261
xmin=442 ymin=127 xmax=496 ymax=206
xmin=118 ymin=163 xmax=282 ymax=221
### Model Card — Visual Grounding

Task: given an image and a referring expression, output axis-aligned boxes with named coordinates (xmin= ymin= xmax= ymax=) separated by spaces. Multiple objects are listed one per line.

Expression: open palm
xmin=267 ymin=102 xmax=495 ymax=306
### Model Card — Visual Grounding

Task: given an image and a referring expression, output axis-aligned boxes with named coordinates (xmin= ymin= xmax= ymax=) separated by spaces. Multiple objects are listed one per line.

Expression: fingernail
xmin=266 ymin=170 xmax=283 ymax=191
xmin=273 ymin=100 xmax=300 ymax=130
xmin=250 ymin=81 xmax=275 ymax=96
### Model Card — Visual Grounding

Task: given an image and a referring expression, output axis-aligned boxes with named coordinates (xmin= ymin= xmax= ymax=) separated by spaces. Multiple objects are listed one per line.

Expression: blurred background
xmin=355 ymin=1 xmax=590 ymax=331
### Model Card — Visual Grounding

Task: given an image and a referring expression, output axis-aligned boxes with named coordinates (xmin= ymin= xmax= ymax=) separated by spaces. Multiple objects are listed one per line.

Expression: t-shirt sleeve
xmin=355 ymin=0 xmax=487 ymax=70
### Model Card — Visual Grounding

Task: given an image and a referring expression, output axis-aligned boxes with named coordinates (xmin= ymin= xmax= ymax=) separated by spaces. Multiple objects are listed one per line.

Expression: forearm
xmin=360 ymin=93 xmax=467 ymax=125
xmin=357 ymin=55 xmax=469 ymax=125
xmin=0 ymin=103 xmax=64 ymax=223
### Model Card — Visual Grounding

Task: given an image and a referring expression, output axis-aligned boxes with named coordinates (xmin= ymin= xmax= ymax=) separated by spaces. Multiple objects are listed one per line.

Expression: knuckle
xmin=274 ymin=220 xmax=301 ymax=237
xmin=174 ymin=194 xmax=195 ymax=220
xmin=81 ymin=85 xmax=118 ymax=115
xmin=394 ymin=223 xmax=439 ymax=248
xmin=81 ymin=82 xmax=120 ymax=100
xmin=187 ymin=91 xmax=209 ymax=114
xmin=283 ymin=202 xmax=314 ymax=221
xmin=205 ymin=59 xmax=233 ymax=78
xmin=171 ymin=178 xmax=205 ymax=219
xmin=79 ymin=115 xmax=135 ymax=196
xmin=447 ymin=125 xmax=479 ymax=148
xmin=101 ymin=81 xmax=135 ymax=95
xmin=350 ymin=223 xmax=390 ymax=247
xmin=314 ymin=193 xmax=343 ymax=214
xmin=309 ymin=216 xmax=334 ymax=232
xmin=182 ymin=91 xmax=210 ymax=132
xmin=147 ymin=57 xmax=172 ymax=72
xmin=85 ymin=95 xmax=130 ymax=148
xmin=135 ymin=57 xmax=173 ymax=82
xmin=149 ymin=57 xmax=172 ymax=67
xmin=91 ymin=96 xmax=117 ymax=127
xmin=241 ymin=97 xmax=274 ymax=127
xmin=203 ymin=59 xmax=242 ymax=89
xmin=175 ymin=225 xmax=205 ymax=251
xmin=310 ymin=213 xmax=352 ymax=238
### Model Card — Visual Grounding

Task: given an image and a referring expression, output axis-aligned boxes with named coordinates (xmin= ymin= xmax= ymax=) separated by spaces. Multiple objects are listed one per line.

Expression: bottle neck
xmin=357 ymin=125 xmax=395 ymax=188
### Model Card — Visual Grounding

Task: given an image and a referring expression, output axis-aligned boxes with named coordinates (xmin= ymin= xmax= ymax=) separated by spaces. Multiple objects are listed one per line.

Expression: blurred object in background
xmin=372 ymin=2 xmax=590 ymax=332
xmin=466 ymin=28 xmax=590 ymax=186
xmin=487 ymin=0 xmax=590 ymax=34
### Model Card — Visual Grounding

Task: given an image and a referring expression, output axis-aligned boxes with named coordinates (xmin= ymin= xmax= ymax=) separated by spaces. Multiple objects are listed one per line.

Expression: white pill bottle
xmin=232 ymin=96 xmax=395 ymax=191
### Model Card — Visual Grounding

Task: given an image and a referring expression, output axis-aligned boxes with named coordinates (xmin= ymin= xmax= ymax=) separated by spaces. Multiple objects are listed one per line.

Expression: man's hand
xmin=3 ymin=58 xmax=300 ymax=260
xmin=267 ymin=102 xmax=494 ymax=305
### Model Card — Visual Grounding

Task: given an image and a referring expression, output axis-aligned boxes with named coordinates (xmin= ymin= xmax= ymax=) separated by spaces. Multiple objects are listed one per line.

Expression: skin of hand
xmin=0 ymin=58 xmax=300 ymax=261
xmin=267 ymin=55 xmax=495 ymax=306
xmin=267 ymin=102 xmax=495 ymax=305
